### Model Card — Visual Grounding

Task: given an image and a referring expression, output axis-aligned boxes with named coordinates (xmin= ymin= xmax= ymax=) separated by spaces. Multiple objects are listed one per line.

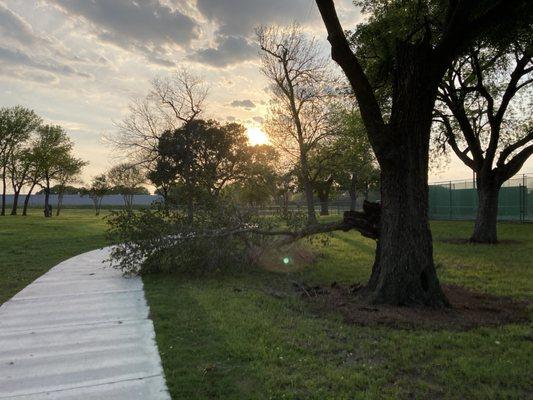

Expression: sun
xmin=246 ymin=126 xmax=269 ymax=146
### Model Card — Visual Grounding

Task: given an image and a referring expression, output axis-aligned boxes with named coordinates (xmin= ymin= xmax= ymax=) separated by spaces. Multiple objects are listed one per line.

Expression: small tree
xmin=7 ymin=147 xmax=33 ymax=215
xmin=0 ymin=106 xmax=41 ymax=216
xmin=82 ymin=175 xmax=110 ymax=216
xmin=32 ymin=125 xmax=84 ymax=217
xmin=107 ymin=163 xmax=146 ymax=210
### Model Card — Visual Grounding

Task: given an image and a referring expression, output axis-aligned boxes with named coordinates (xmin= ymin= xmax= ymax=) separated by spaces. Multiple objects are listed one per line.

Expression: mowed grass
xmin=0 ymin=211 xmax=531 ymax=398
xmin=144 ymin=221 xmax=533 ymax=400
xmin=0 ymin=209 xmax=107 ymax=305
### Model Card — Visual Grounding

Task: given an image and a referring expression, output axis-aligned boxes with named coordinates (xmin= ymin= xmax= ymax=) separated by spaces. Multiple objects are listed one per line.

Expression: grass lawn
xmin=1 ymin=211 xmax=531 ymax=399
xmin=144 ymin=221 xmax=533 ymax=400
xmin=0 ymin=209 xmax=107 ymax=305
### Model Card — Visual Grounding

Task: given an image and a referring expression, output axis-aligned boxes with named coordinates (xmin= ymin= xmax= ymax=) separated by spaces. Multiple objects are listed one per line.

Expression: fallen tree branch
xmin=154 ymin=201 xmax=381 ymax=249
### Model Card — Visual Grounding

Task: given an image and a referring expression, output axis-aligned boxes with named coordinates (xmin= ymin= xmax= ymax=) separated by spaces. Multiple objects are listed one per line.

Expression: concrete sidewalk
xmin=0 ymin=248 xmax=170 ymax=399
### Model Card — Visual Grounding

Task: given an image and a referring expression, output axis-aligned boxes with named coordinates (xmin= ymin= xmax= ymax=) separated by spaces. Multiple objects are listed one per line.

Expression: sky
xmin=0 ymin=0 xmax=531 ymax=186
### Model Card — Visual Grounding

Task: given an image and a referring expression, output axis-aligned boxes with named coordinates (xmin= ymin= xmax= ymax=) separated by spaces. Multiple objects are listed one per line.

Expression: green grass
xmin=0 ymin=209 xmax=107 ymax=305
xmin=1 ymin=211 xmax=531 ymax=399
xmin=144 ymin=221 xmax=533 ymax=400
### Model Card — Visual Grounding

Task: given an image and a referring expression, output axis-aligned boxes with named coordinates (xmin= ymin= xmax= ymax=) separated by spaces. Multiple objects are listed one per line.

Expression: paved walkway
xmin=0 ymin=248 xmax=170 ymax=399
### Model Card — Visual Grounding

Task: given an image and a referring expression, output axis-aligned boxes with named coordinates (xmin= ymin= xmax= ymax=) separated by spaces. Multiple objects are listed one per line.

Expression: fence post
xmin=449 ymin=181 xmax=453 ymax=220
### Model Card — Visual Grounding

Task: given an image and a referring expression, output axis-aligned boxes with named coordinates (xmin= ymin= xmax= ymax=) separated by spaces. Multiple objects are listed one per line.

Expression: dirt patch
xmin=439 ymin=238 xmax=522 ymax=245
xmin=301 ymin=283 xmax=530 ymax=331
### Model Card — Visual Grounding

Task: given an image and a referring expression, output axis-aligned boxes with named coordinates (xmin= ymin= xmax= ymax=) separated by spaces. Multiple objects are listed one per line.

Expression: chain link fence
xmin=428 ymin=174 xmax=531 ymax=222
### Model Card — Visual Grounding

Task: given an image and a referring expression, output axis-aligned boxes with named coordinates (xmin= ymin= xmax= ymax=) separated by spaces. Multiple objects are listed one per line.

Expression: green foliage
xmin=148 ymin=119 xmax=259 ymax=205
xmin=106 ymin=202 xmax=274 ymax=275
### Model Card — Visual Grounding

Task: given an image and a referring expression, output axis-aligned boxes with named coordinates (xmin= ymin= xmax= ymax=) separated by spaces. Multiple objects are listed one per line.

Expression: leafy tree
xmin=227 ymin=144 xmax=280 ymax=206
xmin=331 ymin=107 xmax=379 ymax=211
xmin=258 ymin=24 xmax=335 ymax=225
xmin=81 ymin=175 xmax=110 ymax=216
xmin=147 ymin=120 xmax=252 ymax=220
xmin=32 ymin=125 xmax=84 ymax=217
xmin=435 ymin=39 xmax=532 ymax=243
xmin=7 ymin=147 xmax=34 ymax=215
xmin=107 ymin=163 xmax=146 ymax=210
xmin=314 ymin=0 xmax=530 ymax=306
xmin=0 ymin=106 xmax=41 ymax=215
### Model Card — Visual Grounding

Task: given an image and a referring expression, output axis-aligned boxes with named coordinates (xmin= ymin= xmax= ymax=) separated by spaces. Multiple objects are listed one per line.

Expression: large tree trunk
xmin=369 ymin=159 xmax=447 ymax=307
xmin=10 ymin=190 xmax=20 ymax=215
xmin=470 ymin=177 xmax=500 ymax=244
xmin=367 ymin=46 xmax=448 ymax=307
xmin=349 ymin=173 xmax=357 ymax=211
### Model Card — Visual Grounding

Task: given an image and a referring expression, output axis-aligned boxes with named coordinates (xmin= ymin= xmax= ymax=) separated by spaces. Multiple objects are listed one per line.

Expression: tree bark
xmin=470 ymin=177 xmax=500 ymax=243
xmin=22 ymin=184 xmax=36 ymax=216
xmin=56 ymin=192 xmax=64 ymax=216
xmin=10 ymin=190 xmax=20 ymax=215
xmin=44 ymin=181 xmax=51 ymax=217
xmin=366 ymin=44 xmax=448 ymax=307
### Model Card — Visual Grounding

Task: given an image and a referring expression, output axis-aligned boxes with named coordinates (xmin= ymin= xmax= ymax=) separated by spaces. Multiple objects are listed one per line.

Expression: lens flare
xmin=283 ymin=257 xmax=290 ymax=265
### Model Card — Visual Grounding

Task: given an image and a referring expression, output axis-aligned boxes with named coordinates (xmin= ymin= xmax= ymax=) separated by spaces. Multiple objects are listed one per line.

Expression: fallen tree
xmin=107 ymin=201 xmax=380 ymax=275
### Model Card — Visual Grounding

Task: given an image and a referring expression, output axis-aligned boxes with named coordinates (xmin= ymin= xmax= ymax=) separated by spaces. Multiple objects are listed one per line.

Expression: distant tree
xmin=32 ymin=125 xmax=84 ymax=217
xmin=147 ymin=120 xmax=251 ymax=220
xmin=0 ymin=106 xmax=41 ymax=215
xmin=435 ymin=39 xmax=532 ymax=243
xmin=7 ymin=147 xmax=34 ymax=215
xmin=258 ymin=24 xmax=335 ymax=224
xmin=229 ymin=144 xmax=280 ymax=206
xmin=81 ymin=175 xmax=110 ymax=216
xmin=331 ymin=107 xmax=379 ymax=211
xmin=107 ymin=163 xmax=146 ymax=210
xmin=114 ymin=68 xmax=209 ymax=168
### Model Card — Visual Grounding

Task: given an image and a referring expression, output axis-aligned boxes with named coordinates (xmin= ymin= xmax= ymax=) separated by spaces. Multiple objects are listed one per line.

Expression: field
xmin=1 ymin=210 xmax=531 ymax=399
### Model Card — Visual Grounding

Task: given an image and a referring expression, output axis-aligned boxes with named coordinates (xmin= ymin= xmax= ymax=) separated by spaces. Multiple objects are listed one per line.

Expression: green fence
xmin=428 ymin=174 xmax=532 ymax=222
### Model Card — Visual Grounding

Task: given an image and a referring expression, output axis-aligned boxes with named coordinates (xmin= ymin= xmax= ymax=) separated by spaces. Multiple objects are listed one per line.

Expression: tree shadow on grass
xmin=143 ymin=275 xmax=266 ymax=399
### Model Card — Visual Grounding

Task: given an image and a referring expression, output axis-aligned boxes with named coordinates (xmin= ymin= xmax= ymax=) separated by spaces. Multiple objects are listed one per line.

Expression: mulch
xmin=296 ymin=282 xmax=531 ymax=331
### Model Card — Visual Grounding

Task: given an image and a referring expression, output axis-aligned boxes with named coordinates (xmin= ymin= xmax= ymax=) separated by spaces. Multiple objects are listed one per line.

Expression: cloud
xmin=195 ymin=0 xmax=315 ymax=37
xmin=190 ymin=35 xmax=257 ymax=68
xmin=0 ymin=46 xmax=90 ymax=78
xmin=252 ymin=116 xmax=264 ymax=123
xmin=47 ymin=0 xmax=199 ymax=63
xmin=0 ymin=3 xmax=43 ymax=45
xmin=230 ymin=99 xmax=256 ymax=109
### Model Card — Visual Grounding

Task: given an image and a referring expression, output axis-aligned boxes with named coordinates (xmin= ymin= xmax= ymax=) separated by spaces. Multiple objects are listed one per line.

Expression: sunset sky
xmin=1 ymin=0 xmax=531 ymax=186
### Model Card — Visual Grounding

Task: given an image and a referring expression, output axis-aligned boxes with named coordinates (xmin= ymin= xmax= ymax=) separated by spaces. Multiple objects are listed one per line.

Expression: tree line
xmin=0 ymin=107 xmax=154 ymax=217
xmin=0 ymin=106 xmax=85 ymax=217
